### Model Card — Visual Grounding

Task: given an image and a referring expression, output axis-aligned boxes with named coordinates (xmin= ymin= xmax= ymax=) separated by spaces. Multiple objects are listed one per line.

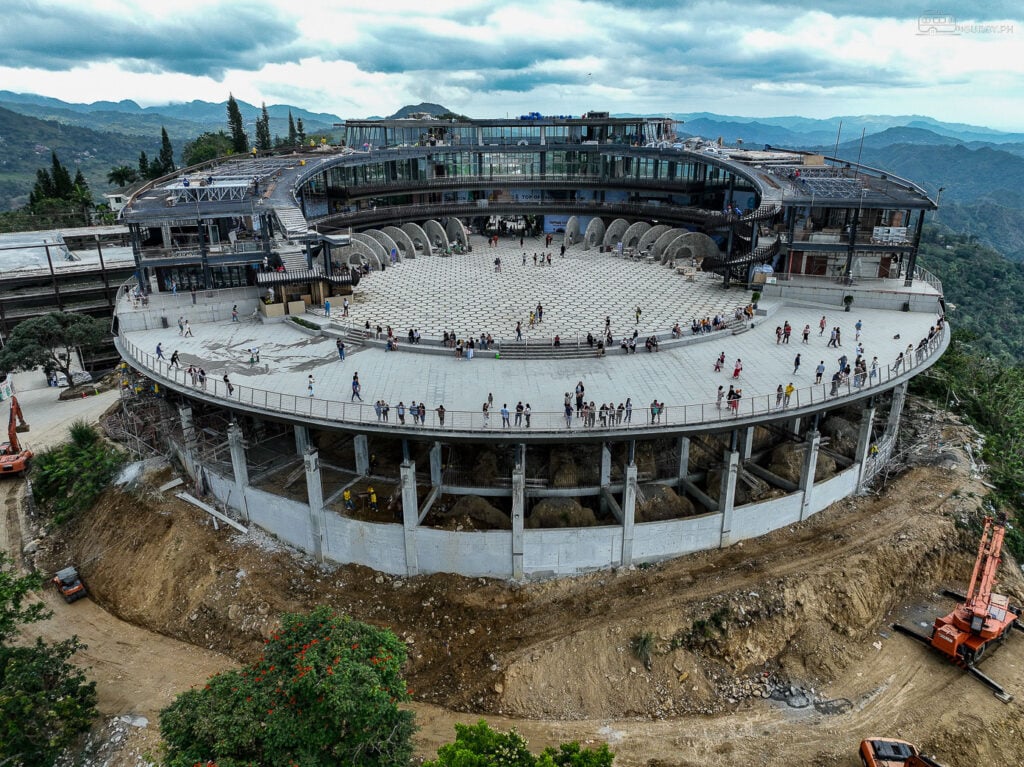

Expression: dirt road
xmin=4 ymin=380 xmax=1023 ymax=766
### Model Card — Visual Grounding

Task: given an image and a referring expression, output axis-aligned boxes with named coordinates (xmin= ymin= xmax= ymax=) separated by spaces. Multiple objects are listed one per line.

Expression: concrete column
xmin=354 ymin=434 xmax=370 ymax=475
xmin=855 ymin=405 xmax=877 ymax=488
xmin=600 ymin=443 xmax=612 ymax=487
xmin=400 ymin=461 xmax=419 ymax=576
xmin=798 ymin=430 xmax=822 ymax=521
xmin=886 ymin=382 xmax=908 ymax=438
xmin=304 ymin=448 xmax=326 ymax=563
xmin=295 ymin=424 xmax=310 ymax=455
xmin=621 ymin=463 xmax=638 ymax=566
xmin=740 ymin=426 xmax=755 ymax=460
xmin=718 ymin=449 xmax=740 ymax=547
xmin=177 ymin=405 xmax=197 ymax=478
xmin=677 ymin=437 xmax=690 ymax=483
xmin=429 ymin=441 xmax=443 ymax=487
xmin=791 ymin=417 xmax=802 ymax=437
xmin=227 ymin=423 xmax=250 ymax=522
xmin=511 ymin=461 xmax=525 ymax=580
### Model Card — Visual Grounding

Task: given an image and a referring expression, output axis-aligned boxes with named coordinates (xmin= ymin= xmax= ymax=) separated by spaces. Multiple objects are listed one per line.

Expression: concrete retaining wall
xmin=633 ymin=512 xmax=723 ymax=561
xmin=415 ymin=528 xmax=512 ymax=578
xmin=523 ymin=526 xmax=623 ymax=577
xmin=323 ymin=513 xmax=407 ymax=574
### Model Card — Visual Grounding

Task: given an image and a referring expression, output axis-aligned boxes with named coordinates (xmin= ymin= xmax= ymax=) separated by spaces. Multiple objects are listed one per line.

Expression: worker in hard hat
xmin=367 ymin=486 xmax=378 ymax=513
xmin=343 ymin=489 xmax=354 ymax=512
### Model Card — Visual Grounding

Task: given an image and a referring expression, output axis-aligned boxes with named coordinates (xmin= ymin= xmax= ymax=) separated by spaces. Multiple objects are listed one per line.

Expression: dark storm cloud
xmin=0 ymin=1 xmax=314 ymax=78
xmin=334 ymin=26 xmax=574 ymax=74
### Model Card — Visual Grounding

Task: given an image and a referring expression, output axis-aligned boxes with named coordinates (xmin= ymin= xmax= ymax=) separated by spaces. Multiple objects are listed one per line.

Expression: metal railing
xmin=116 ymin=325 xmax=948 ymax=436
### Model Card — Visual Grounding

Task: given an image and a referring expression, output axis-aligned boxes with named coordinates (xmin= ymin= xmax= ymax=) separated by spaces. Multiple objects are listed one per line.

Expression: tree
xmin=160 ymin=606 xmax=415 ymax=767
xmin=255 ymin=102 xmax=272 ymax=152
xmin=425 ymin=721 xmax=615 ymax=767
xmin=296 ymin=116 xmax=306 ymax=146
xmin=182 ymin=130 xmax=235 ymax=166
xmin=138 ymin=150 xmax=150 ymax=179
xmin=107 ymin=165 xmax=138 ymax=187
xmin=226 ymin=93 xmax=249 ymax=154
xmin=288 ymin=109 xmax=298 ymax=146
xmin=0 ymin=312 xmax=108 ymax=387
xmin=50 ymin=151 xmax=74 ymax=200
xmin=157 ymin=126 xmax=175 ymax=175
xmin=0 ymin=553 xmax=98 ymax=767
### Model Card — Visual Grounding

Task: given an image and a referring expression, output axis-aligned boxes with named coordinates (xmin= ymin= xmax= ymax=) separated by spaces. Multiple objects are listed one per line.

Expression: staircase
xmin=273 ymin=205 xmax=309 ymax=239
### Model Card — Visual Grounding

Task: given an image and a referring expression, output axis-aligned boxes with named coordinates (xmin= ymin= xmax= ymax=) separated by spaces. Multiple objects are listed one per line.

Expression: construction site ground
xmin=3 ymin=376 xmax=1023 ymax=767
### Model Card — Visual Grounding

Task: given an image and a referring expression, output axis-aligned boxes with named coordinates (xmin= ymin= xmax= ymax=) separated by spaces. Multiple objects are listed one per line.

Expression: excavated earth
xmin=7 ymin=397 xmax=1024 ymax=766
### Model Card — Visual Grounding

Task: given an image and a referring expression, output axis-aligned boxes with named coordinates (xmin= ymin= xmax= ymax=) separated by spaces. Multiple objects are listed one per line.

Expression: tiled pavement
xmin=124 ymin=238 xmax=944 ymax=427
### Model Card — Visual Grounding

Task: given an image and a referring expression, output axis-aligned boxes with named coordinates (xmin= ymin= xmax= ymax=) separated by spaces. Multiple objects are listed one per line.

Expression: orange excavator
xmin=0 ymin=395 xmax=32 ymax=476
xmin=894 ymin=515 xmax=1022 ymax=702
xmin=859 ymin=738 xmax=946 ymax=767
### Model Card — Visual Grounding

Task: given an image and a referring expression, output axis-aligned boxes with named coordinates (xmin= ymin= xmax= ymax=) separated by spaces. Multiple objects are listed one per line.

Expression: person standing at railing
xmin=436 ymin=404 xmax=446 ymax=426
xmin=784 ymin=382 xmax=795 ymax=408
xmin=156 ymin=343 xmax=165 ymax=361
xmin=223 ymin=374 xmax=234 ymax=396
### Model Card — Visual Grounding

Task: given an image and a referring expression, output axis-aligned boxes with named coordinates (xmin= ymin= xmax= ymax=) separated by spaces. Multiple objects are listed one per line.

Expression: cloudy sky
xmin=2 ymin=0 xmax=1022 ymax=129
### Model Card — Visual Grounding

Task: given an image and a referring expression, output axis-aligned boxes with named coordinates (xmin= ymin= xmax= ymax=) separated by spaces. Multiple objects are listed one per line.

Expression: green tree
xmin=50 ymin=151 xmax=74 ymax=199
xmin=288 ymin=109 xmax=298 ymax=146
xmin=107 ymin=165 xmax=138 ymax=187
xmin=296 ymin=116 xmax=306 ymax=146
xmin=0 ymin=312 xmax=108 ymax=388
xmin=255 ymin=102 xmax=272 ymax=152
xmin=138 ymin=150 xmax=150 ymax=179
xmin=160 ymin=606 xmax=416 ymax=767
xmin=182 ymin=130 xmax=234 ymax=166
xmin=226 ymin=93 xmax=248 ymax=154
xmin=0 ymin=553 xmax=98 ymax=767
xmin=156 ymin=126 xmax=175 ymax=176
xmin=425 ymin=721 xmax=614 ymax=767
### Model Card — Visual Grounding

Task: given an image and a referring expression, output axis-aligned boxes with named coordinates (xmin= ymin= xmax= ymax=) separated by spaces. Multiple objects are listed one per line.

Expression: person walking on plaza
xmin=336 ymin=338 xmax=346 ymax=360
xmin=855 ymin=319 xmax=863 ymax=341
xmin=156 ymin=342 xmax=165 ymax=361
xmin=170 ymin=350 xmax=180 ymax=369
xmin=343 ymin=297 xmax=350 ymax=317
xmin=324 ymin=299 xmax=331 ymax=317
xmin=732 ymin=358 xmax=743 ymax=379
xmin=869 ymin=356 xmax=879 ymax=384
xmin=793 ymin=353 xmax=801 ymax=375
xmin=714 ymin=351 xmax=725 ymax=372
xmin=635 ymin=305 xmax=642 ymax=324
xmin=184 ymin=320 xmax=193 ymax=337
xmin=515 ymin=321 xmax=522 ymax=341
xmin=351 ymin=373 xmax=363 ymax=401
xmin=178 ymin=316 xmax=184 ymax=335
xmin=819 ymin=315 xmax=827 ymax=336
xmin=231 ymin=305 xmax=239 ymax=322
xmin=307 ymin=374 xmax=315 ymax=397
xmin=815 ymin=360 xmax=826 ymax=384
xmin=783 ymin=321 xmax=792 ymax=344
xmin=827 ymin=327 xmax=837 ymax=348
xmin=802 ymin=324 xmax=810 ymax=344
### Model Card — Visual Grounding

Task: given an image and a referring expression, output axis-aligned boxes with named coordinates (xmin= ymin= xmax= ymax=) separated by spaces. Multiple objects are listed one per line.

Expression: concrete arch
xmin=423 ymin=220 xmax=449 ymax=251
xmin=382 ymin=226 xmax=416 ymax=262
xmin=665 ymin=238 xmax=694 ymax=264
xmin=638 ymin=224 xmax=672 ymax=253
xmin=583 ymin=217 xmax=605 ymax=251
xmin=652 ymin=228 xmax=686 ymax=262
xmin=363 ymin=230 xmax=399 ymax=263
xmin=349 ymin=235 xmax=383 ymax=271
xmin=619 ymin=221 xmax=649 ymax=249
xmin=563 ymin=216 xmax=580 ymax=247
xmin=604 ymin=218 xmax=630 ymax=248
xmin=676 ymin=231 xmax=721 ymax=265
xmin=402 ymin=222 xmax=432 ymax=256
xmin=445 ymin=218 xmax=469 ymax=249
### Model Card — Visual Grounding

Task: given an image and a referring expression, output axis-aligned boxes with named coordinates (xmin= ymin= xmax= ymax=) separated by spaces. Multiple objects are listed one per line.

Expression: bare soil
xmin=5 ymin=392 xmax=1024 ymax=766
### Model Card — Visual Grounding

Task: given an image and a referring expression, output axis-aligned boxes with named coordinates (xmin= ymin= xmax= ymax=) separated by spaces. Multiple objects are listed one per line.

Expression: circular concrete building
xmin=116 ymin=113 xmax=945 ymax=579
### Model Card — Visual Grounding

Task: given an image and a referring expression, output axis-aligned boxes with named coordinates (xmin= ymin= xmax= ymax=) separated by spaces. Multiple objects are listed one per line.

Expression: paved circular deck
xmin=349 ymin=236 xmax=732 ymax=341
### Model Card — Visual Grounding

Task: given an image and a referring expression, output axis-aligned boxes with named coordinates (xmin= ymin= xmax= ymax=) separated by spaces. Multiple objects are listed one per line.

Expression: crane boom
xmin=965 ymin=518 xmax=1005 ymax=621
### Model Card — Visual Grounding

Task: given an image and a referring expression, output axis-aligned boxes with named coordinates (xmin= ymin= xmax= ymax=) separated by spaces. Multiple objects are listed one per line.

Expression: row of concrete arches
xmin=578 ymin=217 xmax=720 ymax=264
xmin=343 ymin=219 xmax=471 ymax=270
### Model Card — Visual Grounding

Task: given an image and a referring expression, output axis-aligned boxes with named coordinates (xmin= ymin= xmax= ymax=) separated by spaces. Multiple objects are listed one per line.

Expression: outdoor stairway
xmin=273 ymin=205 xmax=309 ymax=239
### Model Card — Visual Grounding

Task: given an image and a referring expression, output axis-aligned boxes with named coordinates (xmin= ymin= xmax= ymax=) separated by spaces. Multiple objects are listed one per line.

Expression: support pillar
xmin=740 ymin=426 xmax=755 ymax=460
xmin=855 ymin=405 xmax=877 ymax=488
xmin=227 ymin=423 xmax=250 ymax=522
xmin=429 ymin=441 xmax=443 ymax=487
xmin=600 ymin=443 xmax=612 ymax=487
xmin=621 ymin=463 xmax=637 ymax=566
xmin=511 ymin=458 xmax=525 ymax=580
xmin=886 ymin=382 xmax=908 ymax=438
xmin=718 ymin=449 xmax=740 ymax=547
xmin=791 ymin=417 xmax=802 ymax=437
xmin=177 ymin=405 xmax=197 ymax=478
xmin=798 ymin=430 xmax=822 ymax=521
xmin=295 ymin=424 xmax=310 ymax=455
xmin=354 ymin=434 xmax=370 ymax=475
xmin=677 ymin=436 xmax=690 ymax=484
xmin=400 ymin=461 xmax=419 ymax=576
xmin=304 ymin=448 xmax=326 ymax=563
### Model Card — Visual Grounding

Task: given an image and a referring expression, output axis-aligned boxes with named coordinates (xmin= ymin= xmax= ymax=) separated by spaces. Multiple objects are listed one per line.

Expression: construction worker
xmin=343 ymin=489 xmax=354 ymax=512
xmin=367 ymin=486 xmax=378 ymax=513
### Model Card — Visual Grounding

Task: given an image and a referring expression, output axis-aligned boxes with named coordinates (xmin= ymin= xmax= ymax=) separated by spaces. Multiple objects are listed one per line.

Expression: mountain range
xmin=1 ymin=93 xmax=1023 ymax=260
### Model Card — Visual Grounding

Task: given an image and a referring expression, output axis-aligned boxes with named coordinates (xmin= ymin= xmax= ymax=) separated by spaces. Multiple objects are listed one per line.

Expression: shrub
xmin=289 ymin=315 xmax=320 ymax=331
xmin=425 ymin=721 xmax=614 ymax=767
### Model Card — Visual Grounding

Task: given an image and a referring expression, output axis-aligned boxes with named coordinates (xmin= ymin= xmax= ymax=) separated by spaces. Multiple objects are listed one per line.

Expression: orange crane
xmin=0 ymin=395 xmax=32 ymax=476
xmin=894 ymin=515 xmax=1022 ymax=702
xmin=859 ymin=738 xmax=946 ymax=767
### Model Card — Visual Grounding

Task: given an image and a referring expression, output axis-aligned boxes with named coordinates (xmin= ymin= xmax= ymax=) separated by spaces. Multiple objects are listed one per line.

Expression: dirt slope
xmin=6 ymin=394 xmax=1024 ymax=766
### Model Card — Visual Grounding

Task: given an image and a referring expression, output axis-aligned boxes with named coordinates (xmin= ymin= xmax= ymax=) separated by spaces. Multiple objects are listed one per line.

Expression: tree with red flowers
xmin=160 ymin=606 xmax=414 ymax=767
